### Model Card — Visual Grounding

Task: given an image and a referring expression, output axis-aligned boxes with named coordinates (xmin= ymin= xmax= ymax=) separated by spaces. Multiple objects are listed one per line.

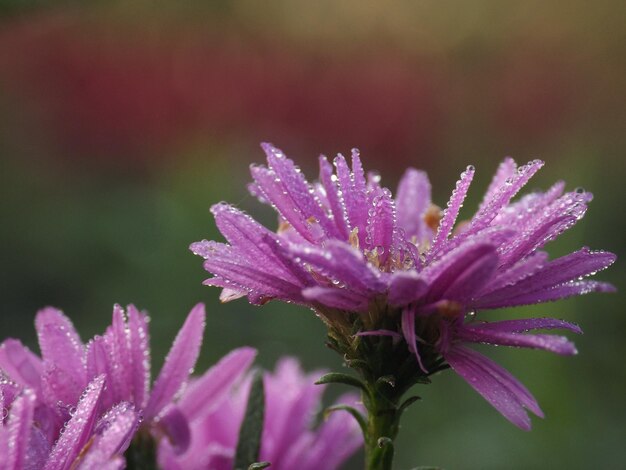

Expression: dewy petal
xmin=179 ymin=347 xmax=256 ymax=421
xmin=210 ymin=203 xmax=309 ymax=284
xmin=291 ymin=241 xmax=386 ymax=294
xmin=319 ymin=155 xmax=350 ymax=239
xmin=250 ymin=164 xmax=316 ymax=242
xmin=44 ymin=375 xmax=107 ymax=470
xmin=105 ymin=305 xmax=132 ymax=403
xmin=202 ymin=247 xmax=304 ymax=301
xmin=396 ymin=168 xmax=431 ymax=243
xmin=41 ymin=361 xmax=85 ymax=408
xmin=476 ymin=247 xmax=616 ymax=307
xmin=401 ymin=307 xmax=428 ymax=373
xmin=444 ymin=346 xmax=542 ymax=430
xmin=480 ymin=251 xmax=549 ymax=295
xmin=302 ymin=286 xmax=370 ymax=312
xmin=355 ymin=329 xmax=403 ymax=340
xmin=457 ymin=326 xmax=578 ymax=355
xmin=467 ymin=159 xmax=544 ymax=236
xmin=35 ymin=307 xmax=86 ymax=388
xmin=387 ymin=271 xmax=428 ymax=306
xmin=478 ymin=157 xmax=517 ymax=212
xmin=6 ymin=389 xmax=36 ymax=470
xmin=365 ymin=187 xmax=396 ymax=260
xmin=499 ymin=190 xmax=593 ymax=266
xmin=77 ymin=403 xmax=139 ymax=470
xmin=262 ymin=358 xmax=326 ymax=465
xmin=85 ymin=336 xmax=116 ymax=410
xmin=156 ymin=406 xmax=191 ymax=455
xmin=469 ymin=317 xmax=582 ymax=334
xmin=334 ymin=153 xmax=368 ymax=245
xmin=475 ymin=280 xmax=616 ymax=309
xmin=429 ymin=164 xmax=475 ymax=258
xmin=262 ymin=143 xmax=339 ymax=239
xmin=281 ymin=392 xmax=364 ymax=470
xmin=127 ymin=305 xmax=151 ymax=410
xmin=145 ymin=304 xmax=206 ymax=420
xmin=441 ymin=246 xmax=498 ymax=302
xmin=0 ymin=339 xmax=42 ymax=390
xmin=425 ymin=242 xmax=499 ymax=302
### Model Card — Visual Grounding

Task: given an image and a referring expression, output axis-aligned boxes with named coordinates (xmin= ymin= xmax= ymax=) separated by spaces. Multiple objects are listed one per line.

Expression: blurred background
xmin=0 ymin=1 xmax=624 ymax=468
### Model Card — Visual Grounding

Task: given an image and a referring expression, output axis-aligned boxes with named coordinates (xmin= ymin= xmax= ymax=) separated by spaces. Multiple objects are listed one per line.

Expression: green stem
xmin=125 ymin=430 xmax=158 ymax=470
xmin=363 ymin=385 xmax=401 ymax=470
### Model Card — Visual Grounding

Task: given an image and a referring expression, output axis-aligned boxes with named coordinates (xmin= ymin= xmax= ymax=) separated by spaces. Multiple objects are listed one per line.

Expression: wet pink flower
xmin=192 ymin=144 xmax=616 ymax=429
xmin=0 ymin=303 xmax=255 ymax=467
xmin=158 ymin=358 xmax=363 ymax=470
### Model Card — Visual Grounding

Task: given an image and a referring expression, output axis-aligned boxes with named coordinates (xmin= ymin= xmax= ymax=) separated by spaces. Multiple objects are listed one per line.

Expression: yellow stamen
xmin=437 ymin=300 xmax=463 ymax=319
xmin=424 ymin=204 xmax=443 ymax=233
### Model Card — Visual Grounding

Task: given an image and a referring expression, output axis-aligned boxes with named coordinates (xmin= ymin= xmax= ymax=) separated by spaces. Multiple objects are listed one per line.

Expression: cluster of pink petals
xmin=160 ymin=358 xmax=362 ymax=470
xmin=192 ymin=144 xmax=616 ymax=429
xmin=0 ymin=304 xmax=362 ymax=468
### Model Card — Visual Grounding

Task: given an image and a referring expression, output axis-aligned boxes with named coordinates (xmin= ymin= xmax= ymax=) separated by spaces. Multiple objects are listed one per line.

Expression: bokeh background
xmin=1 ymin=1 xmax=624 ymax=468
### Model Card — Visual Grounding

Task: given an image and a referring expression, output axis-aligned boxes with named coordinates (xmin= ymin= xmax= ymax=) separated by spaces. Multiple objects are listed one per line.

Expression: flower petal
xmin=44 ymin=375 xmax=106 ymax=470
xmin=458 ymin=326 xmax=578 ymax=355
xmin=280 ymin=393 xmax=364 ymax=470
xmin=469 ymin=317 xmax=582 ymax=334
xmin=334 ymin=152 xmax=368 ymax=245
xmin=250 ymin=164 xmax=316 ymax=241
xmin=387 ymin=271 xmax=427 ymax=306
xmin=145 ymin=304 xmax=206 ymax=419
xmin=499 ymin=190 xmax=593 ymax=265
xmin=476 ymin=247 xmax=616 ymax=307
xmin=319 ymin=156 xmax=350 ymax=239
xmin=290 ymin=241 xmax=385 ymax=295
xmin=428 ymin=164 xmax=475 ymax=258
xmin=445 ymin=346 xmax=542 ymax=430
xmin=179 ymin=347 xmax=256 ymax=421
xmin=127 ymin=305 xmax=151 ymax=409
xmin=209 ymin=203 xmax=306 ymax=284
xmin=156 ymin=406 xmax=191 ymax=454
xmin=78 ymin=403 xmax=139 ymax=470
xmin=478 ymin=157 xmax=517 ymax=211
xmin=200 ymin=242 xmax=305 ymax=301
xmin=396 ymin=168 xmax=431 ymax=244
xmin=426 ymin=242 xmax=499 ymax=302
xmin=0 ymin=339 xmax=42 ymax=390
xmin=475 ymin=280 xmax=615 ymax=309
xmin=468 ymin=159 xmax=544 ymax=236
xmin=6 ymin=389 xmax=36 ymax=470
xmin=302 ymin=286 xmax=370 ymax=312
xmin=263 ymin=143 xmax=339 ymax=239
xmin=35 ymin=307 xmax=86 ymax=390
xmin=401 ymin=307 xmax=427 ymax=373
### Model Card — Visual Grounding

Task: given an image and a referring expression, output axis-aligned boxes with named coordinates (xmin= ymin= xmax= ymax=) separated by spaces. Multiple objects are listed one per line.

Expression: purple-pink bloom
xmin=0 ymin=303 xmax=258 ymax=468
xmin=192 ymin=144 xmax=616 ymax=429
xmin=0 ymin=374 xmax=138 ymax=470
xmin=158 ymin=357 xmax=363 ymax=470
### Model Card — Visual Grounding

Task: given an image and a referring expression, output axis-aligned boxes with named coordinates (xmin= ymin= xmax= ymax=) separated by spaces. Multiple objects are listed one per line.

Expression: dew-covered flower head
xmin=192 ymin=143 xmax=616 ymax=429
xmin=0 ymin=303 xmax=254 ymax=468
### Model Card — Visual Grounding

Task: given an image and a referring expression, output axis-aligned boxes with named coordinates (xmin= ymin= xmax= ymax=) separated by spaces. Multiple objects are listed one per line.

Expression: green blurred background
xmin=0 ymin=1 xmax=624 ymax=468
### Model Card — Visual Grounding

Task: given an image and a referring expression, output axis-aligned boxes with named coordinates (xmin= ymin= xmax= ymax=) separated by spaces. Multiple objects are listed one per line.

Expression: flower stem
xmin=363 ymin=384 xmax=401 ymax=470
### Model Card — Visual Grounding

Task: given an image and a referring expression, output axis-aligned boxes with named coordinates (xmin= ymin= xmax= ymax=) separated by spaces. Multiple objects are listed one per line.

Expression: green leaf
xmin=377 ymin=437 xmax=395 ymax=469
xmin=376 ymin=375 xmax=396 ymax=388
xmin=323 ymin=404 xmax=368 ymax=437
xmin=234 ymin=370 xmax=265 ymax=470
xmin=398 ymin=395 xmax=421 ymax=416
xmin=248 ymin=462 xmax=271 ymax=469
xmin=315 ymin=372 xmax=369 ymax=394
